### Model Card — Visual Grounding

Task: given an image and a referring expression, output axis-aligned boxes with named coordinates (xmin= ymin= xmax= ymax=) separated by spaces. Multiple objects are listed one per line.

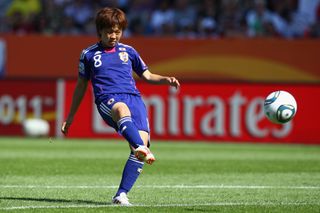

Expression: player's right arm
xmin=61 ymin=77 xmax=88 ymax=135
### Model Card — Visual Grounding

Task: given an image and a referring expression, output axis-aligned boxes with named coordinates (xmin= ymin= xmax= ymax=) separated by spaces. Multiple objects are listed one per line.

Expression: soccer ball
xmin=264 ymin=90 xmax=297 ymax=124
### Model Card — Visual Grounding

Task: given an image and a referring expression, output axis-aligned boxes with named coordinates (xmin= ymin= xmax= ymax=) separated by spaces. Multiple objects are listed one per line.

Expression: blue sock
xmin=117 ymin=116 xmax=144 ymax=149
xmin=116 ymin=152 xmax=144 ymax=196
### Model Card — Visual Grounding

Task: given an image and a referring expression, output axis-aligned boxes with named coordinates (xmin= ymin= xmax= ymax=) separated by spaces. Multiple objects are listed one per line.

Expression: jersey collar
xmin=99 ymin=41 xmax=117 ymax=53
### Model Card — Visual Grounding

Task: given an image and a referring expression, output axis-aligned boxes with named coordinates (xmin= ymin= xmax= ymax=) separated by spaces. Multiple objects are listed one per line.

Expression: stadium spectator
xmin=197 ymin=0 xmax=218 ymax=38
xmin=150 ymin=0 xmax=175 ymax=36
xmin=297 ymin=0 xmax=320 ymax=27
xmin=245 ymin=0 xmax=274 ymax=37
xmin=0 ymin=0 xmax=12 ymax=32
xmin=34 ymin=0 xmax=63 ymax=34
xmin=126 ymin=0 xmax=155 ymax=36
xmin=309 ymin=1 xmax=320 ymax=37
xmin=266 ymin=0 xmax=310 ymax=38
xmin=63 ymin=0 xmax=93 ymax=32
xmin=5 ymin=0 xmax=42 ymax=34
xmin=173 ymin=0 xmax=197 ymax=38
xmin=0 ymin=0 xmax=319 ymax=38
xmin=217 ymin=0 xmax=246 ymax=38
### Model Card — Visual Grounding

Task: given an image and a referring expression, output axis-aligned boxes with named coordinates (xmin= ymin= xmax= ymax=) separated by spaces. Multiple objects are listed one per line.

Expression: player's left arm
xmin=141 ymin=70 xmax=180 ymax=89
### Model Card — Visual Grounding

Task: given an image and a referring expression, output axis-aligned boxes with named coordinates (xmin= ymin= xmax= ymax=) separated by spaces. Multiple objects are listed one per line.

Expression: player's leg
xmin=98 ymin=96 xmax=150 ymax=205
xmin=99 ymin=97 xmax=153 ymax=161
xmin=112 ymin=131 xmax=149 ymax=205
xmin=111 ymin=102 xmax=145 ymax=149
xmin=112 ymin=96 xmax=154 ymax=205
xmin=112 ymin=101 xmax=154 ymax=163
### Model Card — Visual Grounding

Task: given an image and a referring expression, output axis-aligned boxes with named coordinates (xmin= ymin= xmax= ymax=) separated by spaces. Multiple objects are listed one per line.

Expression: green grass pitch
xmin=0 ymin=137 xmax=319 ymax=212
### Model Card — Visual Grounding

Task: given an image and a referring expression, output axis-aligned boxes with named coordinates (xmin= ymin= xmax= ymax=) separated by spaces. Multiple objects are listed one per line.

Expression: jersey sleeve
xmin=130 ymin=47 xmax=148 ymax=77
xmin=78 ymin=49 xmax=91 ymax=80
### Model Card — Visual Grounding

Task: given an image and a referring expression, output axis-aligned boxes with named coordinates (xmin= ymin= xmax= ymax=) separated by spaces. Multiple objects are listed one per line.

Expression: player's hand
xmin=167 ymin=77 xmax=180 ymax=89
xmin=61 ymin=121 xmax=72 ymax=136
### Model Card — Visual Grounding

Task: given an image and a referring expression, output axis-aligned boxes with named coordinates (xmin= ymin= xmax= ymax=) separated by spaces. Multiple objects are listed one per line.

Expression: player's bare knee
xmin=112 ymin=102 xmax=131 ymax=121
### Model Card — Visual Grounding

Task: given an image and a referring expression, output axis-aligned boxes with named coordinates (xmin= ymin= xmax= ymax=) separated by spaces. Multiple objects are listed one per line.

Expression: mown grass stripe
xmin=0 ymin=185 xmax=319 ymax=189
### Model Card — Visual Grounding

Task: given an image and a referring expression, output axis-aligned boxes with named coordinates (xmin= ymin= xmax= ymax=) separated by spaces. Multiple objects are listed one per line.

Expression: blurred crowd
xmin=0 ymin=0 xmax=320 ymax=38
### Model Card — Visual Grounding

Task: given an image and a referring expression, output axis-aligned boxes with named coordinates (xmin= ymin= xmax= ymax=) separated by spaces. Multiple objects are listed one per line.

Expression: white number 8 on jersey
xmin=93 ymin=54 xmax=102 ymax=67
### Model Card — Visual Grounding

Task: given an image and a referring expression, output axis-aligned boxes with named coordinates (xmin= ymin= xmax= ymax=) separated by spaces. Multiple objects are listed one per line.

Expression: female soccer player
xmin=61 ymin=7 xmax=180 ymax=205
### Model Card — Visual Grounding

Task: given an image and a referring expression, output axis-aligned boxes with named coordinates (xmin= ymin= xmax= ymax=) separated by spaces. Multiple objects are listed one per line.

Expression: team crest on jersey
xmin=119 ymin=52 xmax=129 ymax=63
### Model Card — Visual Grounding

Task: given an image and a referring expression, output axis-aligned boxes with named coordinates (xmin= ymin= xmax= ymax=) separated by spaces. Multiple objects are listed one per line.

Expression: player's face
xmin=100 ymin=26 xmax=122 ymax=48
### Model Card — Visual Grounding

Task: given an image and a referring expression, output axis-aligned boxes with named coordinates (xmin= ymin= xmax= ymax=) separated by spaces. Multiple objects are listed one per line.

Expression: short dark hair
xmin=95 ymin=7 xmax=128 ymax=37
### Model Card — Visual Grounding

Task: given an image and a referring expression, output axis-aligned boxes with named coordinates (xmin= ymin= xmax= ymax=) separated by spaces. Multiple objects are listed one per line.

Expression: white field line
xmin=0 ymin=184 xmax=319 ymax=189
xmin=1 ymin=202 xmax=320 ymax=211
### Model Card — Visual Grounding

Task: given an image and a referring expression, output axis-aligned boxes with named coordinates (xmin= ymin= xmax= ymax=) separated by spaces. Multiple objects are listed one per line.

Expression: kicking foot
xmin=112 ymin=192 xmax=132 ymax=206
xmin=134 ymin=146 xmax=156 ymax=165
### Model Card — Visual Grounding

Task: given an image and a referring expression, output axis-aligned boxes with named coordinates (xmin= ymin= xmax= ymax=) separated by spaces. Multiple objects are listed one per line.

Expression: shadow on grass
xmin=0 ymin=196 xmax=110 ymax=205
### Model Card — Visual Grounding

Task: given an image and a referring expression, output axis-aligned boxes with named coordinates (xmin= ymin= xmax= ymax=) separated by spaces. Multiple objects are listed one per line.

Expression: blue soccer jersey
xmin=78 ymin=42 xmax=148 ymax=104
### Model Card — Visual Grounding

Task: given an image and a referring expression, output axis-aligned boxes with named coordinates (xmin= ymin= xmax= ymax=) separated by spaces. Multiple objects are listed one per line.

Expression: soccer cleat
xmin=112 ymin=192 xmax=132 ymax=206
xmin=134 ymin=146 xmax=156 ymax=165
